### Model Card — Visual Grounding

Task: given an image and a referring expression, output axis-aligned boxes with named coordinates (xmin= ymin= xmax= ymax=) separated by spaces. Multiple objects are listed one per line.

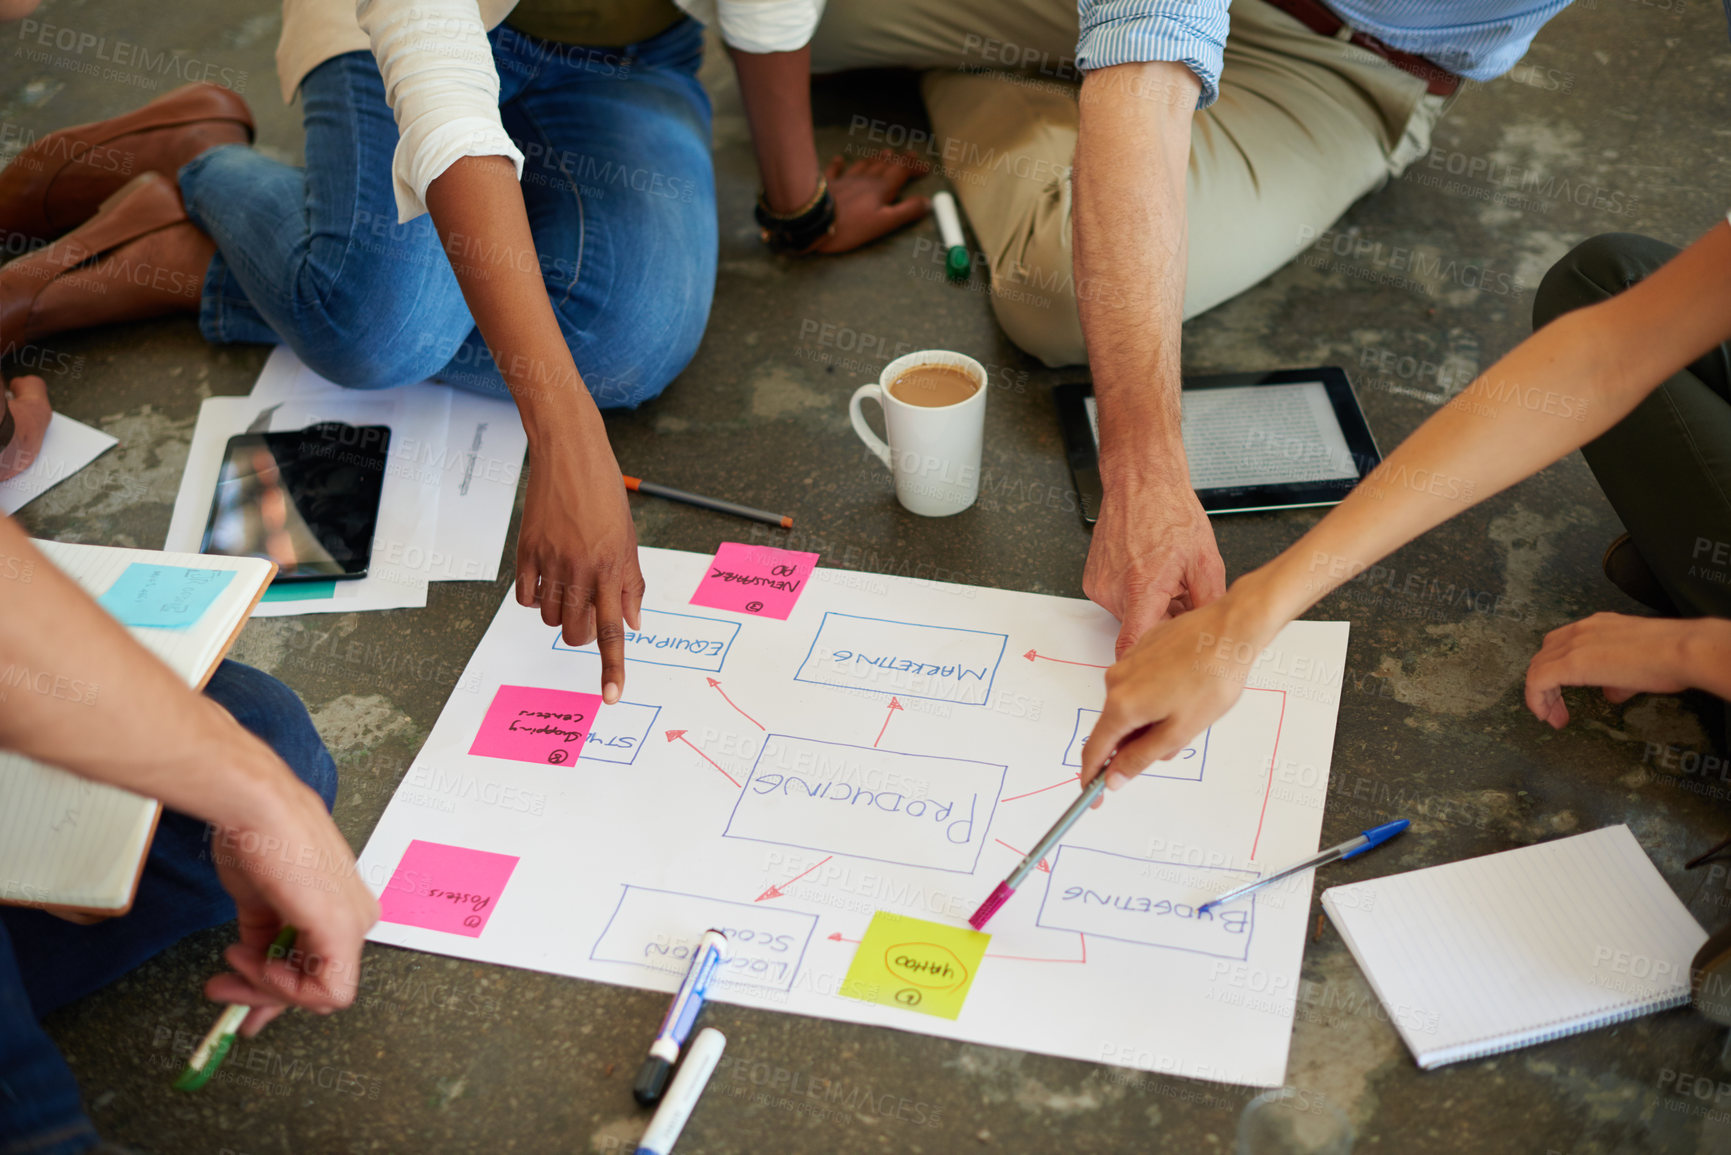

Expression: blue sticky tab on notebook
xmin=98 ymin=563 xmax=234 ymax=628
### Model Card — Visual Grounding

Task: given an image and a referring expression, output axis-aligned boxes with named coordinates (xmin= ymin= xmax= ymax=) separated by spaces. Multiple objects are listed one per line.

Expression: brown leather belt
xmin=1261 ymin=0 xmax=1461 ymax=97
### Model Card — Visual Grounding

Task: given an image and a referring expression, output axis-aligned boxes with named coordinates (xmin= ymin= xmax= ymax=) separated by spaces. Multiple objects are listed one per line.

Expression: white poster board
xmin=357 ymin=547 xmax=1349 ymax=1086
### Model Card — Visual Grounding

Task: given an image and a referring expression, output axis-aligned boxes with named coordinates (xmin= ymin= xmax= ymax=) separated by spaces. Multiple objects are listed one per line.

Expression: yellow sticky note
xmin=839 ymin=912 xmax=990 ymax=1020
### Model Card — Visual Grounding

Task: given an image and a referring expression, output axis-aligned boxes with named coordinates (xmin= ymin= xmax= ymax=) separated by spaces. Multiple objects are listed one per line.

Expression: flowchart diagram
xmin=357 ymin=546 xmax=1350 ymax=1086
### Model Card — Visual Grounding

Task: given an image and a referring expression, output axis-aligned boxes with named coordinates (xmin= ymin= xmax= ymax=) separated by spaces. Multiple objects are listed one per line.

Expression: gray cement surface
xmin=6 ymin=0 xmax=1731 ymax=1151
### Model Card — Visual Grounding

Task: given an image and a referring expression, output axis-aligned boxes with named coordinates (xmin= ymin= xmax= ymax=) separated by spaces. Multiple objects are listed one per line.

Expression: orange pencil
xmin=622 ymin=475 xmax=792 ymax=529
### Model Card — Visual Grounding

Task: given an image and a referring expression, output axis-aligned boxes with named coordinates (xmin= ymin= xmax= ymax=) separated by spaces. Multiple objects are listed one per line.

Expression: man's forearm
xmin=1073 ymin=62 xmax=1200 ymax=491
xmin=0 ymin=517 xmax=288 ymax=828
xmin=727 ymin=45 xmax=821 ymax=213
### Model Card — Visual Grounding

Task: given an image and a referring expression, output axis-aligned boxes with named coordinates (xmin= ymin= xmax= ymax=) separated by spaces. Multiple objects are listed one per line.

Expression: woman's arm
xmin=356 ymin=0 xmax=642 ymax=702
xmin=423 ymin=157 xmax=644 ymax=705
xmin=1083 ymin=221 xmax=1731 ymax=787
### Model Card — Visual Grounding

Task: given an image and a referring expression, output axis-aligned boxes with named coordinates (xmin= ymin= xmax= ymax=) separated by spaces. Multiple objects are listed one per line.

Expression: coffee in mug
xmin=848 ymin=350 xmax=988 ymax=517
xmin=888 ymin=363 xmax=980 ymax=408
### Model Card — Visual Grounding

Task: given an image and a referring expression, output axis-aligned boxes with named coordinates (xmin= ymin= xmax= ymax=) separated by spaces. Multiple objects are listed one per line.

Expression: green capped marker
xmin=172 ymin=925 xmax=298 ymax=1092
xmin=933 ymin=191 xmax=970 ymax=282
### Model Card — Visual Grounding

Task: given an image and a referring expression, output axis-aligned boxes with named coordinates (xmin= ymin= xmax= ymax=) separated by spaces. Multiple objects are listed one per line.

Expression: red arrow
xmin=706 ymin=678 xmax=764 ymax=731
xmin=830 ymin=929 xmax=1087 ymax=963
xmin=994 ymin=839 xmax=1050 ymax=873
xmin=1248 ymin=688 xmax=1289 ymax=861
xmin=1024 ymin=648 xmax=1109 ymax=669
xmin=756 ymin=855 xmax=832 ymax=902
xmin=872 ymin=698 xmax=904 ymax=748
xmin=1002 ymin=773 xmax=1080 ymax=803
xmin=665 ymin=729 xmax=741 ymax=788
xmin=988 ymin=933 xmax=1087 ymax=964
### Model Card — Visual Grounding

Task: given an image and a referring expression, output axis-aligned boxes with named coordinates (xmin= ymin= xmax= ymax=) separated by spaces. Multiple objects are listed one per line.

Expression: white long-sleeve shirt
xmin=277 ymin=0 xmax=821 ymax=222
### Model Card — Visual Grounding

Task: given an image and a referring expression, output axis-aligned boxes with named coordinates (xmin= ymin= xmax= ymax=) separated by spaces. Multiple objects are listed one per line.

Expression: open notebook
xmin=0 ymin=541 xmax=273 ymax=915
xmin=1322 ymin=825 xmax=1707 ymax=1069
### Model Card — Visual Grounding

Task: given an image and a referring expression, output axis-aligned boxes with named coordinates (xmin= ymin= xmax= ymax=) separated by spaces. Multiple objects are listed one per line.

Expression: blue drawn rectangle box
xmin=590 ymin=885 xmax=816 ymax=993
xmin=723 ymin=734 xmax=1005 ymax=874
xmin=1063 ymin=708 xmax=1208 ymax=781
xmin=1036 ymin=846 xmax=1257 ymax=961
xmin=793 ymin=612 xmax=1007 ymax=706
xmin=579 ymin=701 xmax=661 ymax=767
xmin=553 ymin=608 xmax=738 ymax=673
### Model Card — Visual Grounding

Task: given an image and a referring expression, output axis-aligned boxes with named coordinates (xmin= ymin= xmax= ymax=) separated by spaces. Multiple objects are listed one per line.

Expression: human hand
xmin=1524 ymin=612 xmax=1707 ymax=728
xmin=516 ymin=422 xmax=645 ymax=705
xmin=1084 ymin=477 xmax=1226 ymax=657
xmin=0 ymin=375 xmax=51 ymax=483
xmin=201 ymin=710 xmax=380 ymax=1035
xmin=808 ymin=151 xmax=931 ymax=255
xmin=1080 ymin=585 xmax=1279 ymax=791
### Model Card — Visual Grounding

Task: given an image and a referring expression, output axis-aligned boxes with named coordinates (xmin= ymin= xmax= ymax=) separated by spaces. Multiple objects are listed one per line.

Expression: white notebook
xmin=1322 ymin=825 xmax=1707 ymax=1069
xmin=0 ymin=541 xmax=273 ymax=914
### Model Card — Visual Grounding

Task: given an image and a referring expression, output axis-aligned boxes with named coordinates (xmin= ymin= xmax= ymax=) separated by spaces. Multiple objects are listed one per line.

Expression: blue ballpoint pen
xmin=1197 ymin=820 xmax=1410 ymax=913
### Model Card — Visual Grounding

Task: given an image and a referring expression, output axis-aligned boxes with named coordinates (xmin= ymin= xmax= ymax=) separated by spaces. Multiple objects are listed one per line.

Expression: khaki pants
xmin=811 ymin=0 xmax=1444 ymax=366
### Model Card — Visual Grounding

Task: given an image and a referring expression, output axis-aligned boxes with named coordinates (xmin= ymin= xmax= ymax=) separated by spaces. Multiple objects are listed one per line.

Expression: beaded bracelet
xmin=754 ymin=175 xmax=837 ymax=254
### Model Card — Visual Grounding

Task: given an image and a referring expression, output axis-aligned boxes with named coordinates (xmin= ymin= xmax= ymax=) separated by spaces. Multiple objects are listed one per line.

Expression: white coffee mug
xmin=849 ymin=350 xmax=988 ymax=517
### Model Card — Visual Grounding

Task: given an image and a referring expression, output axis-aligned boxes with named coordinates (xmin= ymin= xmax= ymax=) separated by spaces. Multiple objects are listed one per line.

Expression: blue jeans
xmin=180 ymin=20 xmax=716 ymax=407
xmin=0 ymin=662 xmax=339 ymax=1155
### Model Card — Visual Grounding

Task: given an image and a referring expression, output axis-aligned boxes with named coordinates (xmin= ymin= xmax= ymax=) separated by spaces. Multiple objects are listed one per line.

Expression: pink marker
xmin=969 ymin=773 xmax=1110 ymax=930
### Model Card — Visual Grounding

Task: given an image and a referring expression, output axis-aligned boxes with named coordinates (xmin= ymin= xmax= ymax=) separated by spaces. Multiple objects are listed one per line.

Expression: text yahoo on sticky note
xmin=469 ymin=684 xmax=602 ymax=766
xmin=795 ymin=612 xmax=1007 ymax=706
xmin=723 ymin=734 xmax=1005 ymax=873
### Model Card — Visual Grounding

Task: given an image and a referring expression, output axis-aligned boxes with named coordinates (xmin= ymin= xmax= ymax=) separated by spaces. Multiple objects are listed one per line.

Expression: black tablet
xmin=199 ymin=422 xmax=391 ymax=582
xmin=1053 ymin=367 xmax=1381 ymax=523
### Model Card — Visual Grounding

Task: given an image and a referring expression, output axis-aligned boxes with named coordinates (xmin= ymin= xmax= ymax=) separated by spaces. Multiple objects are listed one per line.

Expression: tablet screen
xmin=1057 ymin=367 xmax=1381 ymax=521
xmin=1084 ymin=382 xmax=1356 ymax=491
xmin=200 ymin=423 xmax=390 ymax=581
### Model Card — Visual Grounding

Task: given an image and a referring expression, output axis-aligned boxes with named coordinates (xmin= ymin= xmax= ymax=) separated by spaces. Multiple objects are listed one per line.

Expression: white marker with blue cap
xmin=634 ymin=929 xmax=728 ymax=1105
xmin=1197 ymin=820 xmax=1410 ymax=914
xmin=635 ymin=1027 xmax=725 ymax=1155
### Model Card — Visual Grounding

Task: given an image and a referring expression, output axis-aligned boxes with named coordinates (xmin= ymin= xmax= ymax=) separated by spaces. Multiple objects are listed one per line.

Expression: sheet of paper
xmin=97 ymin=563 xmax=235 ymax=628
xmin=469 ymin=685 xmax=601 ymax=766
xmin=248 ymin=347 xmax=526 ymax=582
xmin=0 ymin=412 xmax=118 ymax=514
xmin=840 ymin=911 xmax=990 ymax=1020
xmin=378 ymin=839 xmax=520 ymax=938
xmin=164 ymin=395 xmax=431 ymax=615
xmin=357 ymin=546 xmax=1351 ymax=1086
xmin=1181 ymin=382 xmax=1358 ymax=490
xmin=689 ymin=542 xmax=820 ymax=620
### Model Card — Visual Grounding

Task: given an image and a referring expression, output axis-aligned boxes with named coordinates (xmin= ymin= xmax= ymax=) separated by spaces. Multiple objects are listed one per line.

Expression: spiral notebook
xmin=0 ymin=541 xmax=273 ymax=915
xmin=1321 ymin=825 xmax=1707 ymax=1069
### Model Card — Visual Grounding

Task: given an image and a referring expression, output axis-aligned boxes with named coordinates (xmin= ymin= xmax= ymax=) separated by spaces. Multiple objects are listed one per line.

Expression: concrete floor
xmin=6 ymin=0 xmax=1731 ymax=1151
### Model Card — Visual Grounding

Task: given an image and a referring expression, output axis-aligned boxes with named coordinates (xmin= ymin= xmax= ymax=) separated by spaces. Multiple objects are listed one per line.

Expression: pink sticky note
xmin=469 ymin=684 xmax=601 ymax=766
xmin=689 ymin=542 xmax=820 ymax=620
xmin=378 ymin=840 xmax=519 ymax=937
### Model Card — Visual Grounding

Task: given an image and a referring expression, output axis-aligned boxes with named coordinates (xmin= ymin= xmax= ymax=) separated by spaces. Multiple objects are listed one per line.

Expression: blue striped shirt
xmin=1075 ymin=0 xmax=1575 ymax=107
